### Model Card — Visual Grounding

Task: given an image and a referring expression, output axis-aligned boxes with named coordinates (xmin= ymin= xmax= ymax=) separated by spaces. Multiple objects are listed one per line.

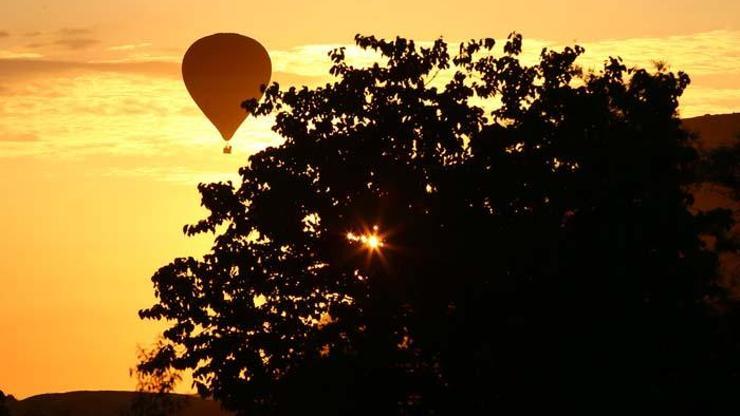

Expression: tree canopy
xmin=140 ymin=33 xmax=739 ymax=415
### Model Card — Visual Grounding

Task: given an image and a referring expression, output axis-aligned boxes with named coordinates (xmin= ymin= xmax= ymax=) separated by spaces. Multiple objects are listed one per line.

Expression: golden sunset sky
xmin=1 ymin=0 xmax=739 ymax=399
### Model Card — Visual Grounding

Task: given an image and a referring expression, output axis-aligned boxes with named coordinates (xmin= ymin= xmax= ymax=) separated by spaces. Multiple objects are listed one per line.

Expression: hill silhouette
xmin=6 ymin=391 xmax=232 ymax=416
xmin=683 ymin=112 xmax=740 ymax=148
xmin=684 ymin=112 xmax=739 ymax=294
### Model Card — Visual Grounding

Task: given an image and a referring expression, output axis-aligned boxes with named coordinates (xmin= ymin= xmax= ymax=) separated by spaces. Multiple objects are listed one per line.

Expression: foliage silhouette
xmin=140 ymin=33 xmax=739 ymax=414
xmin=0 ymin=391 xmax=12 ymax=416
xmin=126 ymin=339 xmax=185 ymax=416
xmin=696 ymin=137 xmax=740 ymax=291
xmin=698 ymin=137 xmax=740 ymax=200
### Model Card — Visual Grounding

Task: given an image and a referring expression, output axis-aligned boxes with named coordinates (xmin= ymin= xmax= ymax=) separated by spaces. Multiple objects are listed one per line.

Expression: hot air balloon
xmin=182 ymin=33 xmax=272 ymax=153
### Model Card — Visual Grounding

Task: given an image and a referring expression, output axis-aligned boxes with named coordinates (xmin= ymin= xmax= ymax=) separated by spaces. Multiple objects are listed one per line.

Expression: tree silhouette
xmin=140 ymin=33 xmax=739 ymax=414
xmin=127 ymin=339 xmax=185 ymax=416
xmin=698 ymin=137 xmax=739 ymax=200
xmin=696 ymin=137 xmax=740 ymax=293
xmin=0 ymin=391 xmax=13 ymax=416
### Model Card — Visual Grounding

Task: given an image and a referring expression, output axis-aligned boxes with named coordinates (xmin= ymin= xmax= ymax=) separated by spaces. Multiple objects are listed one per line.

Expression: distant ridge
xmin=682 ymin=112 xmax=740 ymax=148
xmin=7 ymin=391 xmax=232 ymax=416
xmin=682 ymin=112 xmax=739 ymax=295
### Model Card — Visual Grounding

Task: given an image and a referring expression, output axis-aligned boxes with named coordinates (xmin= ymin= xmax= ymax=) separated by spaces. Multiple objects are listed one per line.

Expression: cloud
xmin=103 ymin=166 xmax=240 ymax=185
xmin=0 ymin=133 xmax=38 ymax=142
xmin=679 ymin=86 xmax=740 ymax=118
xmin=269 ymin=30 xmax=740 ymax=83
xmin=53 ymin=38 xmax=100 ymax=50
xmin=26 ymin=39 xmax=100 ymax=51
xmin=0 ymin=57 xmax=327 ymax=88
xmin=88 ymin=54 xmax=179 ymax=64
xmin=58 ymin=28 xmax=93 ymax=36
xmin=6 ymin=30 xmax=733 ymax=89
xmin=0 ymin=50 xmax=43 ymax=60
xmin=0 ymin=58 xmax=179 ymax=78
xmin=0 ymin=68 xmax=283 ymax=161
xmin=108 ymin=43 xmax=152 ymax=51
xmin=0 ymin=30 xmax=736 ymax=164
xmin=20 ymin=28 xmax=99 ymax=51
xmin=0 ymin=31 xmax=9 ymax=38
xmin=270 ymin=43 xmax=383 ymax=77
xmin=572 ymin=30 xmax=740 ymax=77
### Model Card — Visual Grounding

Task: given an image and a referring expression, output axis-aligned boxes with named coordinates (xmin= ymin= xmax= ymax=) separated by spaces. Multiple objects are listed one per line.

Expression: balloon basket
xmin=223 ymin=144 xmax=232 ymax=154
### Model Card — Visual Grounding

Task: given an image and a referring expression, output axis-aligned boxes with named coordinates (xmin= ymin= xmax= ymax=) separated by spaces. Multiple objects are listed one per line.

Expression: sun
xmin=365 ymin=234 xmax=381 ymax=249
xmin=346 ymin=225 xmax=385 ymax=251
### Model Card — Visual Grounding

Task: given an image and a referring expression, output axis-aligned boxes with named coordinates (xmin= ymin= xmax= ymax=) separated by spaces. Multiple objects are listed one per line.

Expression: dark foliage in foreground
xmin=0 ymin=391 xmax=12 ymax=416
xmin=140 ymin=33 xmax=739 ymax=414
xmin=124 ymin=339 xmax=185 ymax=416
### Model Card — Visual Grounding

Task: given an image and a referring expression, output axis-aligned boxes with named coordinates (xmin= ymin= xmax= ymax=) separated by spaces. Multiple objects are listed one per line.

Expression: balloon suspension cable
xmin=223 ymin=144 xmax=232 ymax=154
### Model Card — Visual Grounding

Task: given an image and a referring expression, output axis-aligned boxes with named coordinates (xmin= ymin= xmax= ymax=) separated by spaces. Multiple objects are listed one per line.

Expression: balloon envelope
xmin=182 ymin=33 xmax=271 ymax=142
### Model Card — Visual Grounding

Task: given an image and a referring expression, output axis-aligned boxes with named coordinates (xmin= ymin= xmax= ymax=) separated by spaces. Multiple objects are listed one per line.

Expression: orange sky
xmin=1 ymin=0 xmax=739 ymax=399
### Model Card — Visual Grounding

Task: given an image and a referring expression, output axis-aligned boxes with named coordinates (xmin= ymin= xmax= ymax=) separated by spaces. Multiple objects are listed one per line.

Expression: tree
xmin=698 ymin=137 xmax=739 ymax=200
xmin=0 ymin=390 xmax=14 ymax=416
xmin=696 ymin=137 xmax=740 ymax=292
xmin=140 ymin=33 xmax=740 ymax=414
xmin=127 ymin=339 xmax=185 ymax=416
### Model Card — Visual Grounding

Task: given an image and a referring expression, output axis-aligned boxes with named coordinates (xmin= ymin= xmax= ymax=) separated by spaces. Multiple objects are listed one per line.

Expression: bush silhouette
xmin=140 ymin=33 xmax=739 ymax=415
xmin=126 ymin=339 xmax=185 ymax=416
xmin=0 ymin=391 xmax=14 ymax=416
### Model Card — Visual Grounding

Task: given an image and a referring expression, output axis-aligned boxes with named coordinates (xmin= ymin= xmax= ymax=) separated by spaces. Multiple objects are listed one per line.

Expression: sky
xmin=1 ymin=0 xmax=739 ymax=399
